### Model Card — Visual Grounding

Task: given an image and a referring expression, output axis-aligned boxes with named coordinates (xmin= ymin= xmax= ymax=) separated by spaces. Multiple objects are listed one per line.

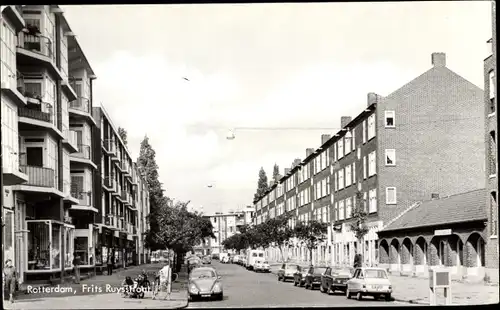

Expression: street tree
xmin=265 ymin=214 xmax=293 ymax=262
xmin=293 ymin=220 xmax=328 ymax=264
xmin=350 ymin=191 xmax=369 ymax=264
xmin=137 ymin=135 xmax=169 ymax=251
xmin=254 ymin=167 xmax=269 ymax=201
xmin=117 ymin=126 xmax=128 ymax=146
xmin=272 ymin=163 xmax=281 ymax=185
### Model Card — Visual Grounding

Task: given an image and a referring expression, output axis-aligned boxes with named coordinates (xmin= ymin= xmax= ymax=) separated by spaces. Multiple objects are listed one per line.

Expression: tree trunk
xmin=278 ymin=245 xmax=284 ymax=262
xmin=309 ymin=248 xmax=313 ymax=265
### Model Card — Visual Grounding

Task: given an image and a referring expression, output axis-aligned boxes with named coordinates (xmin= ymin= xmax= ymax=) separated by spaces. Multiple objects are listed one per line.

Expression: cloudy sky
xmin=63 ymin=1 xmax=492 ymax=215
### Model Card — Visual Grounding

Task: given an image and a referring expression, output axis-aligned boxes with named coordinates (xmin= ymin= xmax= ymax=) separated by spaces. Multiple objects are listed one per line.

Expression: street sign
xmin=429 ymin=267 xmax=452 ymax=305
xmin=434 ymin=229 xmax=452 ymax=236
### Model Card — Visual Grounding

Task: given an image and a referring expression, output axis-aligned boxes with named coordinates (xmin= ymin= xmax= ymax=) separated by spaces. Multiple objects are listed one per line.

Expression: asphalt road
xmin=186 ymin=261 xmax=417 ymax=308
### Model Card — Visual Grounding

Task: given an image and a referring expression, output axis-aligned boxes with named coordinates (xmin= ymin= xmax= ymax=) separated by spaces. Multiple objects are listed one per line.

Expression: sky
xmin=62 ymin=1 xmax=493 ymax=215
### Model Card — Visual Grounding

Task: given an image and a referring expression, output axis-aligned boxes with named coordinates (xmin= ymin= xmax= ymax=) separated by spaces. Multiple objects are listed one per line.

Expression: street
xmin=187 ymin=261 xmax=417 ymax=308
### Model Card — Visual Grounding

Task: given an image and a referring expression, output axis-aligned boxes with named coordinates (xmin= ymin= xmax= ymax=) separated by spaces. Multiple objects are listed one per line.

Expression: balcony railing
xmin=63 ymin=129 xmax=78 ymax=146
xmin=63 ymin=180 xmax=71 ymax=197
xmin=121 ymin=190 xmax=128 ymax=201
xmin=19 ymin=165 xmax=55 ymax=187
xmin=69 ymin=97 xmax=90 ymax=113
xmin=19 ymin=106 xmax=52 ymax=123
xmin=18 ymin=31 xmax=53 ymax=59
xmin=71 ymin=190 xmax=92 ymax=206
xmin=104 ymin=176 xmax=114 ymax=188
xmin=74 ymin=144 xmax=91 ymax=160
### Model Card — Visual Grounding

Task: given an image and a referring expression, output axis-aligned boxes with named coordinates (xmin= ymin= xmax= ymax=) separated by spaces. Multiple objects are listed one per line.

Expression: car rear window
xmin=258 ymin=253 xmax=264 ymax=257
xmin=263 ymin=261 xmax=268 ymax=264
xmin=365 ymin=269 xmax=387 ymax=279
xmin=314 ymin=267 xmax=327 ymax=274
xmin=252 ymin=253 xmax=257 ymax=257
xmin=286 ymin=264 xmax=298 ymax=270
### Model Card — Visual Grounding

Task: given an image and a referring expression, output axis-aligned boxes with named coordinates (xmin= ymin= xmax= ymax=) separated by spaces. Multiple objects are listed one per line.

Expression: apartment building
xmin=1 ymin=5 xmax=87 ymax=284
xmin=484 ymin=0 xmax=498 ymax=279
xmin=1 ymin=5 xmax=151 ymax=284
xmin=92 ymin=106 xmax=147 ymax=268
xmin=252 ymin=52 xmax=485 ymax=269
xmin=197 ymin=211 xmax=248 ymax=255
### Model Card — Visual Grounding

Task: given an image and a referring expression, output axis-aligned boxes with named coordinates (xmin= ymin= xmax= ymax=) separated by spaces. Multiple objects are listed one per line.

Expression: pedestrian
xmin=353 ymin=253 xmax=362 ymax=268
xmin=3 ymin=259 xmax=18 ymax=303
xmin=73 ymin=252 xmax=81 ymax=284
xmin=107 ymin=248 xmax=114 ymax=276
xmin=152 ymin=263 xmax=173 ymax=300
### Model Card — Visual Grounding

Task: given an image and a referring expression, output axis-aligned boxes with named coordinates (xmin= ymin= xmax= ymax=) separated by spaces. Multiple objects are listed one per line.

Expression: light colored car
xmin=346 ymin=267 xmax=392 ymax=301
xmin=277 ymin=263 xmax=300 ymax=282
xmin=188 ymin=267 xmax=223 ymax=301
xmin=253 ymin=260 xmax=270 ymax=272
xmin=231 ymin=255 xmax=240 ymax=264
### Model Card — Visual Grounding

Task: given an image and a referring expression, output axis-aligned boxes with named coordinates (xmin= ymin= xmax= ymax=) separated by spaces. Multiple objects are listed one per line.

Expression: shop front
xmin=74 ymin=224 xmax=99 ymax=273
xmin=25 ymin=220 xmax=75 ymax=281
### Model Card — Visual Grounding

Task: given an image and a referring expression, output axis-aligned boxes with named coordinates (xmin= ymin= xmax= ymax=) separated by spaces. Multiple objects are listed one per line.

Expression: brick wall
xmin=377 ymin=58 xmax=485 ymax=225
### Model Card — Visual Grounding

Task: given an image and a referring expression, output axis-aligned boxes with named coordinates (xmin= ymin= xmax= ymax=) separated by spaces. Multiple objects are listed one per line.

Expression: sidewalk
xmin=266 ymin=261 xmax=498 ymax=305
xmin=8 ymin=263 xmax=188 ymax=309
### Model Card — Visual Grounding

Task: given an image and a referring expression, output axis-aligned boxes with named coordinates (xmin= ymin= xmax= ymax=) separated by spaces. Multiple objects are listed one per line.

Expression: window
xmin=385 ymin=149 xmax=396 ymax=166
xmin=491 ymin=192 xmax=497 ymax=236
xmin=368 ymin=114 xmax=376 ymax=140
xmin=346 ymin=197 xmax=352 ymax=219
xmin=334 ymin=143 xmax=337 ymax=162
xmin=1 ymin=21 xmax=16 ymax=89
xmin=369 ymin=189 xmax=377 ymax=213
xmin=345 ymin=165 xmax=352 ymax=187
xmin=339 ymin=169 xmax=344 ymax=190
xmin=386 ymin=187 xmax=397 ymax=204
xmin=357 ymin=148 xmax=361 ymax=160
xmin=362 ymin=120 xmax=367 ymax=144
xmin=326 ymin=176 xmax=331 ymax=195
xmin=345 ymin=135 xmax=351 ymax=155
xmin=339 ymin=200 xmax=345 ymax=220
xmin=334 ymin=172 xmax=338 ymax=191
xmin=489 ymin=131 xmax=496 ymax=176
xmin=368 ymin=151 xmax=377 ymax=177
xmin=385 ymin=111 xmax=395 ymax=128
xmin=363 ymin=192 xmax=368 ymax=212
xmin=352 ymin=129 xmax=356 ymax=150
xmin=338 ymin=138 xmax=344 ymax=159
xmin=363 ymin=156 xmax=367 ymax=179
xmin=490 ymin=70 xmax=495 ymax=100
xmin=326 ymin=148 xmax=331 ymax=166
xmin=322 ymin=178 xmax=327 ymax=197
xmin=334 ymin=202 xmax=338 ymax=221
xmin=352 ymin=162 xmax=356 ymax=183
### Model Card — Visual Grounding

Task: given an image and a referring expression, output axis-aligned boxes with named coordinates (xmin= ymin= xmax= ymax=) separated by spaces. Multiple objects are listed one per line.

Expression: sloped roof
xmin=381 ymin=189 xmax=487 ymax=233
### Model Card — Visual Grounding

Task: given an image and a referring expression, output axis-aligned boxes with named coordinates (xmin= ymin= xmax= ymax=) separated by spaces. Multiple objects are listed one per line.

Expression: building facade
xmin=484 ymin=0 xmax=498 ymax=279
xmin=1 ymin=5 xmax=150 ymax=284
xmin=252 ymin=52 xmax=485 ymax=269
xmin=92 ymin=106 xmax=150 ymax=269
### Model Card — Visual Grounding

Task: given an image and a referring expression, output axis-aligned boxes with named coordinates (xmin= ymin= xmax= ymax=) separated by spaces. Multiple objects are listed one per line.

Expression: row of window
xmin=314 ymin=177 xmax=331 ymax=200
xmin=255 ymin=110 xmax=399 ymax=208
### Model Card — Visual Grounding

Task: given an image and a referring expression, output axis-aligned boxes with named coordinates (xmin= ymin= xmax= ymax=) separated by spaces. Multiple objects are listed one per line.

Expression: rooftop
xmin=380 ymin=188 xmax=487 ymax=233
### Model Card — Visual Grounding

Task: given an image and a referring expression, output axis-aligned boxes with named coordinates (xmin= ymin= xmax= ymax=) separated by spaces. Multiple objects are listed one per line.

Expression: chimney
xmin=367 ymin=92 xmax=380 ymax=107
xmin=284 ymin=168 xmax=290 ymax=175
xmin=306 ymin=148 xmax=314 ymax=157
xmin=321 ymin=134 xmax=331 ymax=144
xmin=431 ymin=193 xmax=440 ymax=200
xmin=431 ymin=52 xmax=446 ymax=68
xmin=293 ymin=158 xmax=301 ymax=168
xmin=340 ymin=116 xmax=352 ymax=128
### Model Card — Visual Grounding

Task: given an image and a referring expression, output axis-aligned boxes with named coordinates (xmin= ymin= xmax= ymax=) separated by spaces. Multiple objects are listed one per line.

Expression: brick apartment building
xmin=484 ymin=0 xmax=498 ymax=279
xmin=252 ymin=52 xmax=485 ymax=270
xmin=1 ymin=5 xmax=150 ymax=285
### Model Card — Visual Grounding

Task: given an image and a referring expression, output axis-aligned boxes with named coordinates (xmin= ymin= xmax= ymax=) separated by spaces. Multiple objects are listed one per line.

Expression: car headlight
xmin=388 ymin=286 xmax=392 ymax=290
xmin=212 ymin=283 xmax=222 ymax=293
xmin=189 ymin=284 xmax=199 ymax=294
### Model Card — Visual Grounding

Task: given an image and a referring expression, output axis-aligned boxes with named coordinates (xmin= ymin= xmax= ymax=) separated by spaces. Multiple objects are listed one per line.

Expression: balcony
xmin=112 ymin=185 xmax=121 ymax=197
xmin=17 ymin=31 xmax=62 ymax=81
xmin=103 ymin=175 xmax=116 ymax=191
xmin=62 ymin=129 xmax=79 ymax=153
xmin=73 ymin=144 xmax=91 ymax=159
xmin=2 ymin=6 xmax=25 ymax=32
xmin=102 ymin=138 xmax=116 ymax=155
xmin=70 ymin=190 xmax=92 ymax=206
xmin=1 ymin=70 xmax=26 ymax=107
xmin=69 ymin=97 xmax=90 ymax=114
xmin=18 ymin=105 xmax=52 ymax=123
xmin=19 ymin=165 xmax=55 ymax=188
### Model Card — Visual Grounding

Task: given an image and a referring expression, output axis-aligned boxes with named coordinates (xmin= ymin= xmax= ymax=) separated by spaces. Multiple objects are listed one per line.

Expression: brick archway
xmin=429 ymin=237 xmax=440 ymax=266
xmin=401 ymin=238 xmax=413 ymax=265
xmin=389 ymin=239 xmax=400 ymax=264
xmin=465 ymin=232 xmax=486 ymax=268
xmin=414 ymin=237 xmax=427 ymax=265
xmin=378 ymin=239 xmax=390 ymax=264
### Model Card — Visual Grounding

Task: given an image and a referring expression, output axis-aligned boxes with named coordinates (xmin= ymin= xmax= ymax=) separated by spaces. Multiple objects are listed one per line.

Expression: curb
xmin=393 ymin=298 xmax=429 ymax=305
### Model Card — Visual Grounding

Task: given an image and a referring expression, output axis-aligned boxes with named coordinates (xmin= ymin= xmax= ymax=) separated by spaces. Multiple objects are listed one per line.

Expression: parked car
xmin=246 ymin=250 xmax=265 ymax=270
xmin=202 ymin=255 xmax=212 ymax=264
xmin=221 ymin=255 xmax=230 ymax=264
xmin=292 ymin=265 xmax=310 ymax=287
xmin=211 ymin=253 xmax=220 ymax=260
xmin=320 ymin=267 xmax=353 ymax=294
xmin=253 ymin=260 xmax=270 ymax=272
xmin=303 ymin=266 xmax=328 ymax=290
xmin=346 ymin=267 xmax=392 ymax=301
xmin=238 ymin=256 xmax=246 ymax=266
xmin=188 ymin=266 xmax=223 ymax=301
xmin=277 ymin=263 xmax=300 ymax=282
xmin=231 ymin=255 xmax=240 ymax=264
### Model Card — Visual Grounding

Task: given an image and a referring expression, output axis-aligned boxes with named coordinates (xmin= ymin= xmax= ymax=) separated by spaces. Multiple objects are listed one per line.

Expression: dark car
xmin=277 ymin=263 xmax=300 ymax=282
xmin=320 ymin=267 xmax=353 ymax=294
xmin=303 ymin=266 xmax=328 ymax=290
xmin=292 ymin=265 xmax=310 ymax=287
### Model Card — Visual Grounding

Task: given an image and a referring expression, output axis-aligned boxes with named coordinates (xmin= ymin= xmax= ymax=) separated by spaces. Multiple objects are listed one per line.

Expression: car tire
xmin=277 ymin=275 xmax=281 ymax=282
xmin=385 ymin=294 xmax=392 ymax=301
xmin=320 ymin=285 xmax=325 ymax=293
xmin=293 ymin=279 xmax=298 ymax=286
xmin=356 ymin=292 xmax=363 ymax=301
xmin=346 ymin=288 xmax=351 ymax=299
